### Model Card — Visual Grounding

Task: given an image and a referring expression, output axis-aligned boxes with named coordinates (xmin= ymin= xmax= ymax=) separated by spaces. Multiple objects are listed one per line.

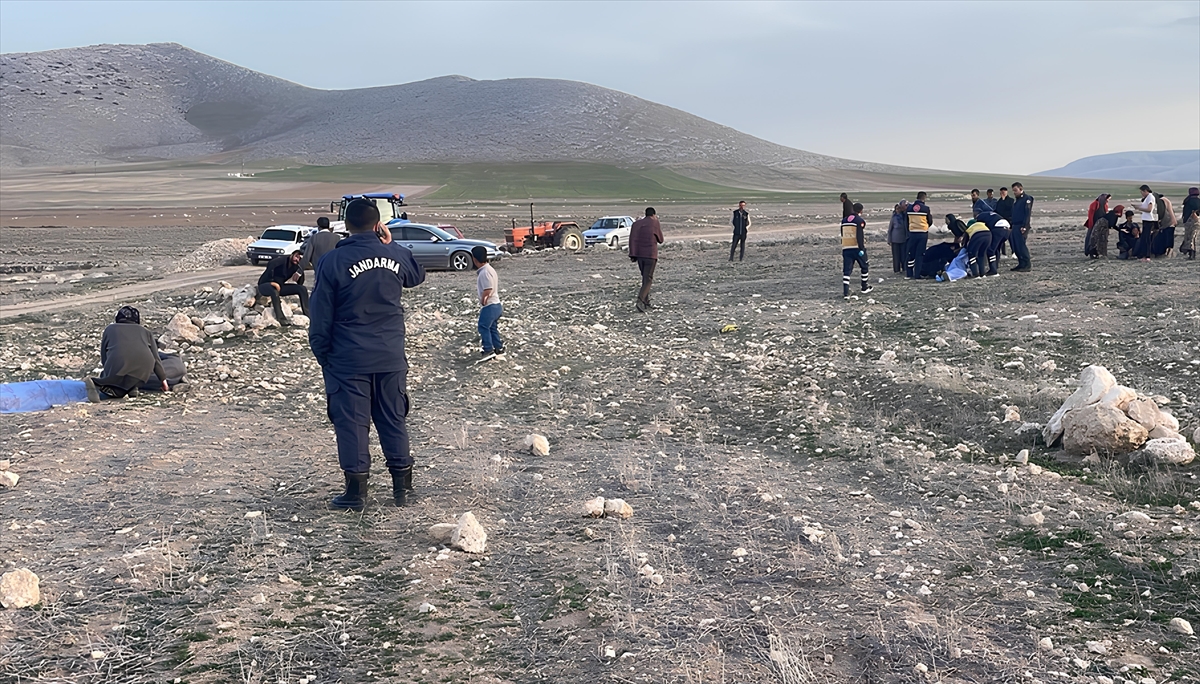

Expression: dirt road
xmin=0 ymin=265 xmax=260 ymax=319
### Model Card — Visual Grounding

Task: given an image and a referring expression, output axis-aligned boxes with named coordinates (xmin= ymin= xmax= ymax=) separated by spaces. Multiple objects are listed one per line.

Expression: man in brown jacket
xmin=628 ymin=207 xmax=663 ymax=312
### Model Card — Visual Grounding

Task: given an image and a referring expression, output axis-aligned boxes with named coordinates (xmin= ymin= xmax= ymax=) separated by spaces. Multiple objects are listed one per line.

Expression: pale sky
xmin=1 ymin=0 xmax=1197 ymax=175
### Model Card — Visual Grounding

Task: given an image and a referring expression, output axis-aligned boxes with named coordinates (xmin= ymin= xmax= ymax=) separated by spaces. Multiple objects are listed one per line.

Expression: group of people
xmin=1083 ymin=186 xmax=1199 ymax=261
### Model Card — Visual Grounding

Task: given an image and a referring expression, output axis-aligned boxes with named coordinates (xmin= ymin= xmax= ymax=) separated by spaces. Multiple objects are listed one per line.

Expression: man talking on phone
xmin=309 ymin=198 xmax=425 ymax=511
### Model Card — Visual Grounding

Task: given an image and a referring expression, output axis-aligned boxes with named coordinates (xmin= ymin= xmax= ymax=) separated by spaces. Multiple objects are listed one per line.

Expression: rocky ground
xmin=1 ymin=208 xmax=1198 ymax=684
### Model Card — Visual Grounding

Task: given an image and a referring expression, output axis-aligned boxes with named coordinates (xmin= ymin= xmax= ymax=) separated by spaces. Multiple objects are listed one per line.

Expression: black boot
xmin=390 ymin=466 xmax=414 ymax=506
xmin=329 ymin=472 xmax=368 ymax=511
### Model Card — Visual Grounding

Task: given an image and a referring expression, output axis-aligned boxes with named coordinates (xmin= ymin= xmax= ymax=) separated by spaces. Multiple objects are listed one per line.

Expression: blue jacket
xmin=1011 ymin=194 xmax=1034 ymax=227
xmin=977 ymin=211 xmax=1008 ymax=230
xmin=308 ymin=233 xmax=425 ymax=375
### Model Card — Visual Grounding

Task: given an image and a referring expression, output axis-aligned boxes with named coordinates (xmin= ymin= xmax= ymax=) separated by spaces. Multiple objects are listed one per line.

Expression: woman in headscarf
xmin=1084 ymin=193 xmax=1110 ymax=258
xmin=1179 ymin=187 xmax=1200 ymax=260
xmin=888 ymin=200 xmax=909 ymax=273
xmin=84 ymin=306 xmax=168 ymax=401
xmin=1151 ymin=192 xmax=1177 ymax=257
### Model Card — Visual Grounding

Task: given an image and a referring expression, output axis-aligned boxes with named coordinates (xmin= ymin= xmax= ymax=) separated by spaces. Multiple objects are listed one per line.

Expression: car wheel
xmin=450 ymin=251 xmax=472 ymax=272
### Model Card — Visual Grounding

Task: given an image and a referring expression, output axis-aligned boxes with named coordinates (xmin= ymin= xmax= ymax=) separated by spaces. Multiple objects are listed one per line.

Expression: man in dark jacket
xmin=299 ymin=217 xmax=340 ymax=271
xmin=629 ymin=207 xmax=663 ymax=312
xmin=1009 ymin=182 xmax=1034 ymax=271
xmin=258 ymin=251 xmax=309 ymax=324
xmin=309 ymin=198 xmax=425 ymax=510
xmin=85 ymin=306 xmax=167 ymax=401
xmin=730 ymin=201 xmax=750 ymax=262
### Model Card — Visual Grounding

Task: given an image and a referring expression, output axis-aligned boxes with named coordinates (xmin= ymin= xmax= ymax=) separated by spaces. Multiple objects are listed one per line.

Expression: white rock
xmin=1017 ymin=512 xmax=1045 ymax=526
xmin=732 ymin=547 xmax=748 ymax=558
xmin=204 ymin=321 xmax=234 ymax=335
xmin=524 ymin=434 xmax=550 ymax=456
xmin=0 ymin=568 xmax=40 ymax=608
xmin=1125 ymin=398 xmax=1161 ymax=431
xmin=1086 ymin=640 xmax=1107 ymax=654
xmin=1061 ymin=404 xmax=1149 ymax=455
xmin=603 ymin=498 xmax=634 ymax=519
xmin=289 ymin=314 xmax=310 ymax=328
xmin=1099 ymin=385 xmax=1137 ymax=412
xmin=418 ymin=602 xmax=437 ymax=614
xmin=878 ymin=350 xmax=897 ymax=364
xmin=1147 ymin=426 xmax=1182 ymax=441
xmin=1043 ymin=365 xmax=1117 ymax=446
xmin=1124 ymin=511 xmax=1152 ymax=524
xmin=1193 ymin=426 xmax=1200 ymax=444
xmin=1168 ymin=617 xmax=1193 ymax=635
xmin=164 ymin=312 xmax=204 ymax=343
xmin=1038 ymin=637 xmax=1054 ymax=651
xmin=450 ymin=511 xmax=487 ymax=554
xmin=1131 ymin=438 xmax=1196 ymax=466
xmin=1015 ymin=449 xmax=1030 ymax=465
xmin=582 ymin=496 xmax=606 ymax=518
xmin=0 ymin=471 xmax=18 ymax=488
xmin=1004 ymin=406 xmax=1021 ymax=422
xmin=428 ymin=523 xmax=457 ymax=542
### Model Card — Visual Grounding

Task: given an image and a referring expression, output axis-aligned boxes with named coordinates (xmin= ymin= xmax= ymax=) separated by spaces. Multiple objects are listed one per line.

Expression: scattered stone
xmin=1015 ymin=449 xmax=1030 ymax=465
xmin=1061 ymin=404 xmax=1149 ymax=455
xmin=1044 ymin=365 xmax=1117 ymax=446
xmin=1130 ymin=438 xmax=1196 ymax=466
xmin=603 ymin=498 xmax=634 ymax=519
xmin=1125 ymin=398 xmax=1161 ymax=430
xmin=582 ymin=497 xmax=606 ymax=518
xmin=204 ymin=321 xmax=234 ymax=335
xmin=450 ymin=511 xmax=487 ymax=554
xmin=1124 ymin=511 xmax=1152 ymax=524
xmin=1086 ymin=640 xmax=1108 ymax=654
xmin=0 ymin=568 xmax=41 ymax=608
xmin=1017 ymin=512 xmax=1045 ymax=527
xmin=1004 ymin=406 xmax=1021 ymax=422
xmin=1168 ymin=617 xmax=1193 ymax=635
xmin=0 ymin=471 xmax=18 ymax=488
xmin=428 ymin=523 xmax=457 ymax=542
xmin=163 ymin=312 xmax=203 ymax=344
xmin=732 ymin=547 xmax=749 ymax=559
xmin=524 ymin=433 xmax=550 ymax=456
xmin=418 ymin=602 xmax=437 ymax=614
xmin=878 ymin=350 xmax=897 ymax=364
xmin=289 ymin=314 xmax=310 ymax=328
xmin=1038 ymin=637 xmax=1054 ymax=651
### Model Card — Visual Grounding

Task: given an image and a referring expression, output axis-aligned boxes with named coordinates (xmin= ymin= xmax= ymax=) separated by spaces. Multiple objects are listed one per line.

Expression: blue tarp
xmin=0 ymin=380 xmax=89 ymax=414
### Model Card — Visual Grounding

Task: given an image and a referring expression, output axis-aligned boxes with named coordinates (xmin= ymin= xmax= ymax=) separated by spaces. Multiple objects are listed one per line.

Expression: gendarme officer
xmin=309 ymin=198 xmax=425 ymax=510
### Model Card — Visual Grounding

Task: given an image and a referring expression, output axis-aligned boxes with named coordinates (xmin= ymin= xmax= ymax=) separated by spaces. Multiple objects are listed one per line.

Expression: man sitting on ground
xmin=258 ymin=251 xmax=310 ymax=324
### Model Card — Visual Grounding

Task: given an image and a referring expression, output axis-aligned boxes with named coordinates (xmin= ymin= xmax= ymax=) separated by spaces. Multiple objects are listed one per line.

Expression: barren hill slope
xmin=1 ymin=43 xmax=884 ymax=172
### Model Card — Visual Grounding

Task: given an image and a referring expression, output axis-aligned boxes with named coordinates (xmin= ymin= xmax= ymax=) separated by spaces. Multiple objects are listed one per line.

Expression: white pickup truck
xmin=246 ymin=225 xmax=316 ymax=265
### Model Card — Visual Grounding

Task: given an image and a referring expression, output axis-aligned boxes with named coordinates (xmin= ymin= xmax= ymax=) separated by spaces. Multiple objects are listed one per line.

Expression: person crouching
xmin=258 ymin=251 xmax=309 ymax=325
xmin=85 ymin=306 xmax=168 ymax=401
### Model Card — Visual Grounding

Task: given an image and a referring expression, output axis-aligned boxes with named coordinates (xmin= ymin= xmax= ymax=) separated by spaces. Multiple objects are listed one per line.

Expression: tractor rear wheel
xmin=556 ymin=228 xmax=584 ymax=253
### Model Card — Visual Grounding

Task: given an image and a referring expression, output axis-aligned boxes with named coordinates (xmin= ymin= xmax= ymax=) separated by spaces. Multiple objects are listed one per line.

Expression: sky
xmin=1 ymin=0 xmax=1197 ymax=175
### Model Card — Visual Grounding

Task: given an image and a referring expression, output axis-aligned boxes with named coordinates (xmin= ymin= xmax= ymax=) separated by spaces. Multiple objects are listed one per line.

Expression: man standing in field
xmin=840 ymin=202 xmax=874 ymax=297
xmin=1009 ymin=182 xmax=1034 ymax=271
xmin=473 ymin=245 xmax=504 ymax=360
xmin=905 ymin=191 xmax=933 ymax=278
xmin=730 ymin=201 xmax=750 ymax=261
xmin=300 ymin=217 xmax=340 ymax=271
xmin=629 ymin=207 xmax=663 ymax=312
xmin=309 ymin=198 xmax=426 ymax=511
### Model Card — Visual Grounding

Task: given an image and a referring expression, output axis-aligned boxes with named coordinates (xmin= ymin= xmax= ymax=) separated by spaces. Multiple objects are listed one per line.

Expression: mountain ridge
xmin=1035 ymin=150 xmax=1199 ymax=184
xmin=0 ymin=42 xmax=902 ymax=176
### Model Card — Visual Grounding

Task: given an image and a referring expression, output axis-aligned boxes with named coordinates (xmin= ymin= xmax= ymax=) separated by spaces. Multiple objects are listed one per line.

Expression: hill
xmin=0 ymin=43 xmax=891 ymax=175
xmin=1035 ymin=150 xmax=1200 ymax=184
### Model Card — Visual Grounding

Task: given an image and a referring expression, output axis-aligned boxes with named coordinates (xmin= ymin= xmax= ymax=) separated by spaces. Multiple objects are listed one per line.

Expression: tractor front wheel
xmin=556 ymin=228 xmax=584 ymax=253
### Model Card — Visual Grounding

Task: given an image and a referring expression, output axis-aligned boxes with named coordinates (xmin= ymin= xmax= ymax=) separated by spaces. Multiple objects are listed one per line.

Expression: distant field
xmin=250 ymin=161 xmax=1181 ymax=203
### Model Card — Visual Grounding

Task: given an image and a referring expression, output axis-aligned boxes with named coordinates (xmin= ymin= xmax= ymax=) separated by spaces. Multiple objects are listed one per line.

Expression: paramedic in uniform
xmin=905 ymin=191 xmax=933 ymax=278
xmin=309 ymin=198 xmax=426 ymax=511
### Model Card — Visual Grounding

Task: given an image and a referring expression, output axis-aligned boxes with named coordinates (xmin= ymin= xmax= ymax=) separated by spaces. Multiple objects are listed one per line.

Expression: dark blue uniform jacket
xmin=1012 ymin=194 xmax=1034 ymax=227
xmin=309 ymin=233 xmax=425 ymax=375
xmin=977 ymin=211 xmax=1007 ymax=229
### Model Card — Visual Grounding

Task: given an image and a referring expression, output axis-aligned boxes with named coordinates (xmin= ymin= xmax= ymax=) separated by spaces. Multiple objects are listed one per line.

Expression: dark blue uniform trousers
xmin=966 ymin=231 xmax=991 ymax=277
xmin=905 ymin=232 xmax=928 ymax=278
xmin=325 ymin=371 xmax=411 ymax=474
xmin=1010 ymin=223 xmax=1031 ymax=268
xmin=986 ymin=226 xmax=1009 ymax=275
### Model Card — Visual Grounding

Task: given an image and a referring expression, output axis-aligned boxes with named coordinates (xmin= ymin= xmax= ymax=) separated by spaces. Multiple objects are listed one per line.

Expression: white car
xmin=246 ymin=225 xmax=316 ymax=265
xmin=583 ymin=216 xmax=635 ymax=248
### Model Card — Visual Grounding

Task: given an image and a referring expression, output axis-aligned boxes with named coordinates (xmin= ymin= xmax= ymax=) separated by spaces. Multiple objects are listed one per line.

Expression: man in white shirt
xmin=473 ymin=246 xmax=504 ymax=360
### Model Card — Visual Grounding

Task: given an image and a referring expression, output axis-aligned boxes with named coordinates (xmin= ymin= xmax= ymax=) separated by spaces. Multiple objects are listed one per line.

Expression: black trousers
xmin=729 ymin=232 xmax=746 ymax=260
xmin=325 ymin=370 xmax=411 ymax=474
xmin=842 ymin=249 xmax=869 ymax=294
xmin=966 ymin=231 xmax=991 ymax=277
xmin=258 ymin=283 xmax=310 ymax=321
xmin=986 ymin=226 xmax=1009 ymax=275
xmin=636 ymin=257 xmax=656 ymax=305
xmin=905 ymin=232 xmax=928 ymax=278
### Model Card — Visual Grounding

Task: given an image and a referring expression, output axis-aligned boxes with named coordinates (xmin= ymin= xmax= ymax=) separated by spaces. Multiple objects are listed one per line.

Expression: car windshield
xmin=590 ymin=219 xmax=618 ymax=231
xmin=260 ymin=229 xmax=298 ymax=241
xmin=423 ymin=225 xmax=457 ymax=240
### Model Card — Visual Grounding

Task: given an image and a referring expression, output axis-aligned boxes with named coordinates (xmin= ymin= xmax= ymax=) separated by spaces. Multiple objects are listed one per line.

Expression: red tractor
xmin=503 ymin=204 xmax=584 ymax=253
